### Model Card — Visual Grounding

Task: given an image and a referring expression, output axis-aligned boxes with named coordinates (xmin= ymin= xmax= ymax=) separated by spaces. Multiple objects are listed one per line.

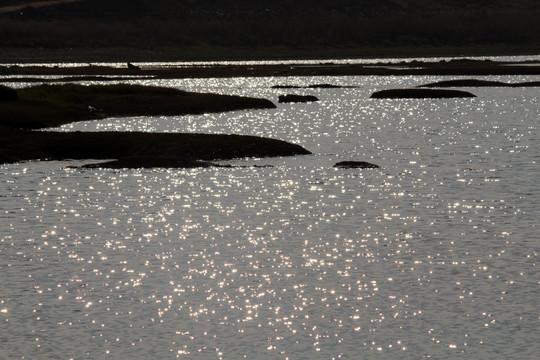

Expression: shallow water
xmin=1 ymin=70 xmax=539 ymax=359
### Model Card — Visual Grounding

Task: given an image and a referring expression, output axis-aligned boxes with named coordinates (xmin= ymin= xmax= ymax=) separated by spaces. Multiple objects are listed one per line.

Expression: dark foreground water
xmin=1 ymin=62 xmax=539 ymax=359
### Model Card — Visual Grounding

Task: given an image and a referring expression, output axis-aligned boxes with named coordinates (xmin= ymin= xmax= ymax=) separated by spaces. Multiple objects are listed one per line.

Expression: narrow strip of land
xmin=2 ymin=59 xmax=539 ymax=82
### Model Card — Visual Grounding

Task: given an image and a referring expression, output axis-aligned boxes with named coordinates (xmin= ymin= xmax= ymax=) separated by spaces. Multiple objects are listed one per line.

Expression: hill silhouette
xmin=1 ymin=0 xmax=539 ymax=61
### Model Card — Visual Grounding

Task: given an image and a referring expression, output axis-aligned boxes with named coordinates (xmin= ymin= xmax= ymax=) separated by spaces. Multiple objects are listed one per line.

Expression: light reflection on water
xmin=1 ymin=73 xmax=539 ymax=359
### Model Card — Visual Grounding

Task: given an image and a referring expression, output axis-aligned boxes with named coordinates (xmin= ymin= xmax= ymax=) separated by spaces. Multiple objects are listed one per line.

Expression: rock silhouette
xmin=370 ymin=88 xmax=476 ymax=99
xmin=418 ymin=79 xmax=540 ymax=88
xmin=0 ymin=84 xmax=310 ymax=168
xmin=278 ymin=94 xmax=319 ymax=103
xmin=334 ymin=161 xmax=380 ymax=169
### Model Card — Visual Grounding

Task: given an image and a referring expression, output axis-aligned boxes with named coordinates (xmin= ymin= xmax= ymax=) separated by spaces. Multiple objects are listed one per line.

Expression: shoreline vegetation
xmin=0 ymin=83 xmax=310 ymax=168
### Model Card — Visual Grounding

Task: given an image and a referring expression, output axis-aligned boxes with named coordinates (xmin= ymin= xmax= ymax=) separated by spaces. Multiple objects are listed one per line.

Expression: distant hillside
xmin=1 ymin=0 xmax=539 ymax=61
xmin=0 ymin=1 xmax=81 ymax=14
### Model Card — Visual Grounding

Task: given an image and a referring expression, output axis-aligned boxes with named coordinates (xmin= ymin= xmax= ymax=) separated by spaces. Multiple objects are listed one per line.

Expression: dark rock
xmin=278 ymin=94 xmax=319 ymax=103
xmin=127 ymin=62 xmax=141 ymax=70
xmin=0 ymin=130 xmax=312 ymax=167
xmin=419 ymin=79 xmax=510 ymax=88
xmin=370 ymin=88 xmax=476 ymax=99
xmin=272 ymin=85 xmax=302 ymax=89
xmin=307 ymin=84 xmax=342 ymax=88
xmin=1 ymin=84 xmax=277 ymax=130
xmin=272 ymin=84 xmax=350 ymax=89
xmin=0 ymin=85 xmax=17 ymax=101
xmin=512 ymin=81 xmax=540 ymax=87
xmin=0 ymin=83 xmax=307 ymax=168
xmin=79 ymin=157 xmax=216 ymax=169
xmin=419 ymin=79 xmax=540 ymax=88
xmin=334 ymin=161 xmax=380 ymax=169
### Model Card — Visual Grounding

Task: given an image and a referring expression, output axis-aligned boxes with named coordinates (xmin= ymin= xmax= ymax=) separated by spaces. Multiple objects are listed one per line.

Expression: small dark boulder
xmin=278 ymin=94 xmax=319 ymax=103
xmin=334 ymin=161 xmax=380 ymax=169
xmin=0 ymin=85 xmax=17 ymax=101
xmin=370 ymin=88 xmax=476 ymax=99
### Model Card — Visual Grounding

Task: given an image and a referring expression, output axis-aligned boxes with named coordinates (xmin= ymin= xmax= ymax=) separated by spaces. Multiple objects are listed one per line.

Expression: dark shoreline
xmin=2 ymin=58 xmax=540 ymax=82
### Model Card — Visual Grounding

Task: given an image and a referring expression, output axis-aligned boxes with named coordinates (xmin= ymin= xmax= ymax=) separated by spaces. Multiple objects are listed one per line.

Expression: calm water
xmin=1 ymin=68 xmax=539 ymax=359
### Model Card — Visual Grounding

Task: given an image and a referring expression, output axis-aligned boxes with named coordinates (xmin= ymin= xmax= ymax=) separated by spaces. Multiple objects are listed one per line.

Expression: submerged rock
xmin=370 ymin=88 xmax=476 ymax=99
xmin=278 ymin=94 xmax=319 ymax=103
xmin=334 ymin=161 xmax=380 ymax=169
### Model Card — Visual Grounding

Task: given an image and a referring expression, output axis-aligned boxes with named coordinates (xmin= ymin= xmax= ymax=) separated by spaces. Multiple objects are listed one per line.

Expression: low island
xmin=0 ymin=83 xmax=311 ymax=168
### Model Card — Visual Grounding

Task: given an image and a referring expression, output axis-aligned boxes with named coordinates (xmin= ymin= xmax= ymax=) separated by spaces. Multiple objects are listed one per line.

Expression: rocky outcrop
xmin=334 ymin=161 xmax=380 ymax=169
xmin=1 ymin=83 xmax=277 ymax=129
xmin=272 ymin=83 xmax=351 ymax=89
xmin=0 ymin=83 xmax=310 ymax=168
xmin=278 ymin=94 xmax=319 ymax=103
xmin=0 ymin=129 xmax=312 ymax=168
xmin=419 ymin=79 xmax=540 ymax=88
xmin=370 ymin=88 xmax=476 ymax=99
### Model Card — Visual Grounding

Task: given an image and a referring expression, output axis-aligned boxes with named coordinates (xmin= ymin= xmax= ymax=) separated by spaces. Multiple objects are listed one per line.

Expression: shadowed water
xmin=1 ymin=71 xmax=539 ymax=359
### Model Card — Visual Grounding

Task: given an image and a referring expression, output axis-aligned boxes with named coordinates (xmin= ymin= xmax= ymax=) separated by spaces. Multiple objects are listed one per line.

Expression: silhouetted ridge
xmin=1 ymin=0 xmax=539 ymax=59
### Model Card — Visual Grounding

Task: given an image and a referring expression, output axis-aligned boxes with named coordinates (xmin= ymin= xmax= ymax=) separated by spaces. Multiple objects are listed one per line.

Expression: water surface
xmin=1 ymin=71 xmax=539 ymax=359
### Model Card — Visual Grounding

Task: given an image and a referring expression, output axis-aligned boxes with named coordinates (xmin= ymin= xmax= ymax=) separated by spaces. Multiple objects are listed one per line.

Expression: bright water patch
xmin=1 ymin=73 xmax=539 ymax=359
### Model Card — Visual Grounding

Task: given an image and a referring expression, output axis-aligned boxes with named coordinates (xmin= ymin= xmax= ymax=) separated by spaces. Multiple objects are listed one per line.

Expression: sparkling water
xmin=1 ymin=70 xmax=539 ymax=359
